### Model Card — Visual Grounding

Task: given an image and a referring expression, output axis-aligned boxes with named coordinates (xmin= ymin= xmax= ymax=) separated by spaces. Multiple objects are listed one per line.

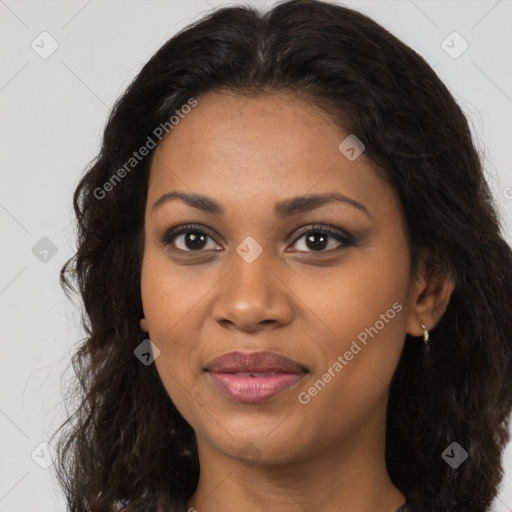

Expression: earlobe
xmin=139 ymin=318 xmax=148 ymax=332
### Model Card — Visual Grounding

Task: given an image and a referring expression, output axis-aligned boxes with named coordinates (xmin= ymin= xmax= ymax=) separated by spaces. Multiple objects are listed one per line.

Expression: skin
xmin=139 ymin=90 xmax=455 ymax=512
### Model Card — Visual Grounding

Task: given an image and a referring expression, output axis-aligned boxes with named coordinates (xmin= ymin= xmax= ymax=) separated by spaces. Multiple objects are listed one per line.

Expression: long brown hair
xmin=52 ymin=1 xmax=512 ymax=511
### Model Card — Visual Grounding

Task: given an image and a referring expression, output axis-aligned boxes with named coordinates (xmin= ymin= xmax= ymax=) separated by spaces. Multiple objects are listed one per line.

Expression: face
xmin=139 ymin=90 xmax=420 ymax=465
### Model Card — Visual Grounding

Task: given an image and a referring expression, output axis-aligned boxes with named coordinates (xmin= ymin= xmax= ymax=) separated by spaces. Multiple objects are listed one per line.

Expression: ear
xmin=139 ymin=318 xmax=149 ymax=332
xmin=406 ymin=249 xmax=456 ymax=337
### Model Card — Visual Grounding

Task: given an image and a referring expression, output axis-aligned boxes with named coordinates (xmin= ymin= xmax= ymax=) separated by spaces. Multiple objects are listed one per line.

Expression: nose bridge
xmin=212 ymin=238 xmax=293 ymax=330
xmin=233 ymin=241 xmax=273 ymax=298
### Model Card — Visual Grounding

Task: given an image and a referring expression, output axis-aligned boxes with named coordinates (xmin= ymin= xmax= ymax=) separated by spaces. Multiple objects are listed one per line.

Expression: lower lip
xmin=206 ymin=371 xmax=307 ymax=403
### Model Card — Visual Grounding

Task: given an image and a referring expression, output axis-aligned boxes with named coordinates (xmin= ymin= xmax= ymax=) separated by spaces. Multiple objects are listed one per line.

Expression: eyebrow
xmin=152 ymin=191 xmax=370 ymax=219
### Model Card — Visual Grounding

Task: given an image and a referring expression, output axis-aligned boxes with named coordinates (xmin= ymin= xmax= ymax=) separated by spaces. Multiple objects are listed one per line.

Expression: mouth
xmin=204 ymin=351 xmax=309 ymax=404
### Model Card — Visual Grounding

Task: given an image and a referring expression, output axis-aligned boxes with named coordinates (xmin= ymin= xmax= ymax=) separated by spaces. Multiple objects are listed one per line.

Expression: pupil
xmin=307 ymin=233 xmax=328 ymax=250
xmin=186 ymin=231 xmax=207 ymax=250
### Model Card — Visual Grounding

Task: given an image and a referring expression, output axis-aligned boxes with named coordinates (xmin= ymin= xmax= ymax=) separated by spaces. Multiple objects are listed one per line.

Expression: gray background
xmin=1 ymin=1 xmax=511 ymax=511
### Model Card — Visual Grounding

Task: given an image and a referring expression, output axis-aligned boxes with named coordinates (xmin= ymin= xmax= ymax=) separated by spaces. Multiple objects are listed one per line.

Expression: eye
xmin=161 ymin=224 xmax=221 ymax=252
xmin=288 ymin=224 xmax=354 ymax=253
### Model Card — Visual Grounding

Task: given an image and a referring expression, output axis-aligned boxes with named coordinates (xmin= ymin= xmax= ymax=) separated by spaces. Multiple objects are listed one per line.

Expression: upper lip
xmin=204 ymin=350 xmax=308 ymax=373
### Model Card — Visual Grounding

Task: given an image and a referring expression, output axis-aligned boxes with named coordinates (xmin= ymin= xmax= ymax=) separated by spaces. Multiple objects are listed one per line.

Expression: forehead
xmin=147 ymin=90 xmax=396 ymax=219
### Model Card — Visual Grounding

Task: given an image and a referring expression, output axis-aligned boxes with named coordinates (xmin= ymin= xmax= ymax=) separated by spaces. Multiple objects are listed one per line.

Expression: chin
xmin=202 ymin=423 xmax=317 ymax=466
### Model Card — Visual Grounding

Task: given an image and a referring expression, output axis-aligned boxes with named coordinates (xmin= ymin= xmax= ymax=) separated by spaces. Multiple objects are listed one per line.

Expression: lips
xmin=204 ymin=351 xmax=309 ymax=403
xmin=204 ymin=350 xmax=308 ymax=373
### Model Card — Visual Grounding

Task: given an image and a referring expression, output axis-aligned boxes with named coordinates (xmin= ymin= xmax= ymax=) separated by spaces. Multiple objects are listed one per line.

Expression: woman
xmin=52 ymin=1 xmax=512 ymax=511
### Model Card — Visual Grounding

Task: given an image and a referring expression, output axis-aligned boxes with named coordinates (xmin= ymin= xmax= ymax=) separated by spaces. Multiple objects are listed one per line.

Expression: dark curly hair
xmin=51 ymin=1 xmax=512 ymax=511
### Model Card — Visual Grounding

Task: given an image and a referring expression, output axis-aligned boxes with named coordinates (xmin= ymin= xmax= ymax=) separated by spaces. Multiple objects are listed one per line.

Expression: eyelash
xmin=160 ymin=223 xmax=354 ymax=255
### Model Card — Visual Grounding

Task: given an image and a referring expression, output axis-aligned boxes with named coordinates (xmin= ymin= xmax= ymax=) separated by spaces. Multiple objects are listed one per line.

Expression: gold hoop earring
xmin=420 ymin=322 xmax=429 ymax=345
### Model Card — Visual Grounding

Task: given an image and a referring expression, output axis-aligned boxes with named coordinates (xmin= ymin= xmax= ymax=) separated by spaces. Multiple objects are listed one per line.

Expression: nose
xmin=211 ymin=251 xmax=294 ymax=333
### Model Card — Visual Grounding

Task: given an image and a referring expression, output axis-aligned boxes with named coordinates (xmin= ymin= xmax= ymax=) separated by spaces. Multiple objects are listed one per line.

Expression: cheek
xmin=316 ymin=243 xmax=408 ymax=347
xmin=139 ymin=253 xmax=207 ymax=385
xmin=297 ymin=299 xmax=407 ymax=444
xmin=304 ymin=246 xmax=409 ymax=404
xmin=140 ymin=247 xmax=213 ymax=340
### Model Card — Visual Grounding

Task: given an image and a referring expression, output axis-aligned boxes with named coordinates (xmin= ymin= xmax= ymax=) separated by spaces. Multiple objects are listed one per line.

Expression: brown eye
xmin=289 ymin=224 xmax=354 ymax=253
xmin=161 ymin=224 xmax=221 ymax=252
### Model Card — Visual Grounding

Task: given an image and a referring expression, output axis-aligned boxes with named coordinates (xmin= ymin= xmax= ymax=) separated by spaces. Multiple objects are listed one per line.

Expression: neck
xmin=186 ymin=401 xmax=406 ymax=512
xmin=187 ymin=454 xmax=405 ymax=512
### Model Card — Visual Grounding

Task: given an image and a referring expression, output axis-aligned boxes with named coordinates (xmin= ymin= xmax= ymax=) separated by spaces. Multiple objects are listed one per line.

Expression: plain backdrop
xmin=1 ymin=1 xmax=511 ymax=511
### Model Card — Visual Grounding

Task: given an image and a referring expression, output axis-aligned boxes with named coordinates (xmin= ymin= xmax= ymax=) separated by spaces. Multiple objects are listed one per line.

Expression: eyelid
xmin=290 ymin=223 xmax=353 ymax=244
